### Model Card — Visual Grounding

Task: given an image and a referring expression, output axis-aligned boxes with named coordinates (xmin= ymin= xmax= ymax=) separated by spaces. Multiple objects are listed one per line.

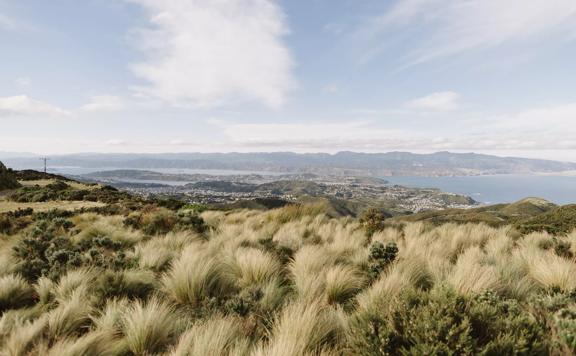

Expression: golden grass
xmin=170 ymin=316 xmax=249 ymax=356
xmin=227 ymin=247 xmax=282 ymax=289
xmin=324 ymin=264 xmax=366 ymax=305
xmin=2 ymin=316 xmax=47 ymax=356
xmin=18 ymin=179 xmax=98 ymax=190
xmin=254 ymin=300 xmax=345 ymax=356
xmin=0 ymin=275 xmax=35 ymax=312
xmin=47 ymin=288 xmax=92 ymax=339
xmin=73 ymin=215 xmax=143 ymax=245
xmin=162 ymin=245 xmax=235 ymax=306
xmin=120 ymin=297 xmax=180 ymax=355
xmin=2 ymin=201 xmax=576 ymax=354
xmin=46 ymin=331 xmax=117 ymax=356
xmin=0 ymin=201 xmax=105 ymax=213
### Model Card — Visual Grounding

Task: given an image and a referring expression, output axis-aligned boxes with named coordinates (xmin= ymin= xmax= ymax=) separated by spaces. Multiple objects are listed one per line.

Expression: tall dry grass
xmin=2 ymin=202 xmax=576 ymax=354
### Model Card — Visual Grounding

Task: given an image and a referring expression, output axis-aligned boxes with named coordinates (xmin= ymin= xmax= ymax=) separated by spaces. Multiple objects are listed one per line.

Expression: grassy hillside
xmin=392 ymin=197 xmax=558 ymax=226
xmin=1 ymin=177 xmax=576 ymax=354
xmin=516 ymin=204 xmax=576 ymax=235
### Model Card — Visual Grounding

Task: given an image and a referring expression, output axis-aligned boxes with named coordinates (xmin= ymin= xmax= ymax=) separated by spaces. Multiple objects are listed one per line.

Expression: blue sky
xmin=1 ymin=0 xmax=576 ymax=161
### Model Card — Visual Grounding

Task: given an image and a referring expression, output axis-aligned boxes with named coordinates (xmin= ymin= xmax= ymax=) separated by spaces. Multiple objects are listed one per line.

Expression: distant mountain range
xmin=3 ymin=151 xmax=576 ymax=177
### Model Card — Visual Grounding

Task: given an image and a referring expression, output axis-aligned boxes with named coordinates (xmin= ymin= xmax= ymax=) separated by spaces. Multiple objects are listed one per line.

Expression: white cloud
xmin=81 ymin=95 xmax=125 ymax=112
xmin=127 ymin=0 xmax=294 ymax=108
xmin=407 ymin=91 xmax=460 ymax=111
xmin=207 ymin=100 xmax=576 ymax=153
xmin=0 ymin=95 xmax=69 ymax=117
xmin=375 ymin=0 xmax=576 ymax=63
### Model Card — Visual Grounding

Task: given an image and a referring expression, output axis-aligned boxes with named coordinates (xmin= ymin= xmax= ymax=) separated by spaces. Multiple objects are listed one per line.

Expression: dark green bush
xmin=349 ymin=288 xmax=549 ymax=355
xmin=124 ymin=207 xmax=207 ymax=235
xmin=13 ymin=218 xmax=133 ymax=282
xmin=368 ymin=242 xmax=398 ymax=281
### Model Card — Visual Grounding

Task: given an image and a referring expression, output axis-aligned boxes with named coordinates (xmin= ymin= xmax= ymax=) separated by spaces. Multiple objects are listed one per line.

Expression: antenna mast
xmin=39 ymin=157 xmax=50 ymax=174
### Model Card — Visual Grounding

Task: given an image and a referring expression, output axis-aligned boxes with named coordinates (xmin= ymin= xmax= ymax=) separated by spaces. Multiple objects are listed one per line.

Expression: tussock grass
xmin=162 ymin=245 xmax=235 ymax=306
xmin=54 ymin=268 xmax=96 ymax=302
xmin=74 ymin=215 xmax=143 ymax=245
xmin=47 ymin=289 xmax=92 ymax=339
xmin=289 ymin=245 xmax=338 ymax=301
xmin=448 ymin=247 xmax=501 ymax=294
xmin=170 ymin=316 xmax=249 ymax=356
xmin=324 ymin=264 xmax=366 ymax=305
xmin=524 ymin=250 xmax=576 ymax=291
xmin=3 ymin=201 xmax=576 ymax=354
xmin=254 ymin=301 xmax=345 ymax=356
xmin=46 ymin=331 xmax=117 ymax=356
xmin=35 ymin=277 xmax=55 ymax=305
xmin=2 ymin=316 xmax=47 ymax=356
xmin=0 ymin=275 xmax=36 ymax=312
xmin=120 ymin=297 xmax=180 ymax=355
xmin=92 ymin=298 xmax=129 ymax=332
xmin=357 ymin=257 xmax=432 ymax=311
xmin=0 ymin=235 xmax=19 ymax=276
xmin=227 ymin=247 xmax=282 ymax=289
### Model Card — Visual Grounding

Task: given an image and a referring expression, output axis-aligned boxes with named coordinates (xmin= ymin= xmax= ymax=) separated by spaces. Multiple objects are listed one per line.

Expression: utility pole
xmin=39 ymin=157 xmax=50 ymax=174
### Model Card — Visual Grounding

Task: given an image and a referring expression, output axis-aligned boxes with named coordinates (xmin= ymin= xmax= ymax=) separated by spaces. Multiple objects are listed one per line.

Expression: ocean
xmin=384 ymin=175 xmax=576 ymax=205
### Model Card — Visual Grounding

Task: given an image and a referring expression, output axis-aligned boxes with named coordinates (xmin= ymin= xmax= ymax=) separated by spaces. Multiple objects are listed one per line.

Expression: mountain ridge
xmin=3 ymin=151 xmax=576 ymax=177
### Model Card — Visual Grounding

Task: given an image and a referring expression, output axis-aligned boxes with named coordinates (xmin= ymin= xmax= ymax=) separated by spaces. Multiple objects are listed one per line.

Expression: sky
xmin=1 ymin=0 xmax=576 ymax=161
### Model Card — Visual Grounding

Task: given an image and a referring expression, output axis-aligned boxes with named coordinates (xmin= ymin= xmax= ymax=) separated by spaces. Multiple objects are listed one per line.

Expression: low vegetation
xmin=0 ymin=162 xmax=20 ymax=191
xmin=2 ymin=167 xmax=576 ymax=354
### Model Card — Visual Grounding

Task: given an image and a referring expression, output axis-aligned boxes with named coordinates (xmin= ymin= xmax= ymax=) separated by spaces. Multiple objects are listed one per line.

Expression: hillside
xmin=392 ymin=197 xmax=559 ymax=226
xmin=1 ymin=179 xmax=576 ymax=354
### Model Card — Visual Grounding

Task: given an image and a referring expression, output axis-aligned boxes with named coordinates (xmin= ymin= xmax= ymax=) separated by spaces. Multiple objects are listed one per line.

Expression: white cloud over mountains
xmin=375 ymin=0 xmax=576 ymax=64
xmin=127 ymin=0 xmax=294 ymax=108
xmin=0 ymin=95 xmax=69 ymax=117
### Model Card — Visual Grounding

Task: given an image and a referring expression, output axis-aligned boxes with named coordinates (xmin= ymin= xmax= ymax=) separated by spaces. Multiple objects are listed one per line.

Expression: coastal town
xmin=81 ymin=170 xmax=478 ymax=213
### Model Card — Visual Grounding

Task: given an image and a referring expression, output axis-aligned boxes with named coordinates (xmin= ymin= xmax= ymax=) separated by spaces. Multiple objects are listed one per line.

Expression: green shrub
xmin=125 ymin=207 xmax=207 ymax=235
xmin=349 ymin=288 xmax=548 ymax=355
xmin=13 ymin=218 xmax=133 ymax=282
xmin=367 ymin=242 xmax=398 ymax=281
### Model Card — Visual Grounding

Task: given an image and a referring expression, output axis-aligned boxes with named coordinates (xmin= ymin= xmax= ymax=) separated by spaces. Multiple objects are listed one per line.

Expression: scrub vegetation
xmin=2 ymin=174 xmax=576 ymax=354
